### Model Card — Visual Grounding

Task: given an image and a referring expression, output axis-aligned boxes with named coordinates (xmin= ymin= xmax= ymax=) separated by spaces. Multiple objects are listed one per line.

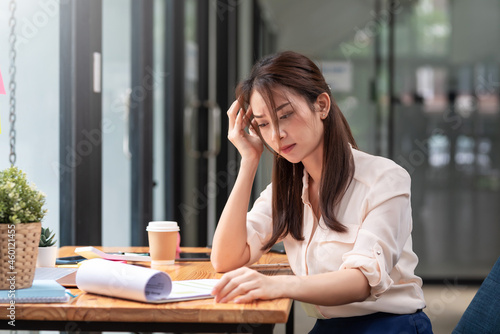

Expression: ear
xmin=316 ymin=92 xmax=331 ymax=119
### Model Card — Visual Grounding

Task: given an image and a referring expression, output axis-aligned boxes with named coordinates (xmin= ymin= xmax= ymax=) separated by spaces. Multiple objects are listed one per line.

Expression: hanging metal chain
xmin=8 ymin=0 xmax=17 ymax=166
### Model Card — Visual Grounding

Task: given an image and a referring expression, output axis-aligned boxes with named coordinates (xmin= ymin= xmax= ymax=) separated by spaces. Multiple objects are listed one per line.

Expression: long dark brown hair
xmin=236 ymin=51 xmax=358 ymax=251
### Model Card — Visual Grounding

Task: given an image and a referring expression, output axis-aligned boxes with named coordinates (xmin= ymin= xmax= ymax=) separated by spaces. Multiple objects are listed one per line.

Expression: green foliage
xmin=39 ymin=226 xmax=57 ymax=247
xmin=0 ymin=166 xmax=47 ymax=224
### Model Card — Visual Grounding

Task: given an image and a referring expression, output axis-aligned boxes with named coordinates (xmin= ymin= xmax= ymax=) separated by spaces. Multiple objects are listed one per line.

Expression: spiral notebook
xmin=0 ymin=280 xmax=70 ymax=303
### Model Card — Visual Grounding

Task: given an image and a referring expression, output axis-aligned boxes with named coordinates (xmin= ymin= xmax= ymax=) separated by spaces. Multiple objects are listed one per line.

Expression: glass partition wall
xmin=260 ymin=0 xmax=500 ymax=280
xmin=316 ymin=0 xmax=500 ymax=280
xmin=392 ymin=0 xmax=500 ymax=279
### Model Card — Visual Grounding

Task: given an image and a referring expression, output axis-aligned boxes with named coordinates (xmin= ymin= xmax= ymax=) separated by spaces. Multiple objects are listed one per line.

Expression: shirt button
xmin=376 ymin=250 xmax=381 ymax=255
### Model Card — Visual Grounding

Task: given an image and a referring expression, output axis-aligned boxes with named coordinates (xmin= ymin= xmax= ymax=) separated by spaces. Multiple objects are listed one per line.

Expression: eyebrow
xmin=253 ymin=102 xmax=291 ymax=118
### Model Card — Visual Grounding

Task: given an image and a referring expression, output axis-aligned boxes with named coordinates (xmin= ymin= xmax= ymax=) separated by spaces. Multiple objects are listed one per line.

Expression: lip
xmin=280 ymin=144 xmax=296 ymax=154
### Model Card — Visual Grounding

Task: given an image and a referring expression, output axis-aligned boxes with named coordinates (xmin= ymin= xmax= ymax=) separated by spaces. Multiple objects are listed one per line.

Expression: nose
xmin=271 ymin=126 xmax=286 ymax=144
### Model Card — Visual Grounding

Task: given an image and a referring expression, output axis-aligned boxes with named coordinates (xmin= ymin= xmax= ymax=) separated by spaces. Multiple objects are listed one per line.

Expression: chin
xmin=282 ymin=156 xmax=302 ymax=164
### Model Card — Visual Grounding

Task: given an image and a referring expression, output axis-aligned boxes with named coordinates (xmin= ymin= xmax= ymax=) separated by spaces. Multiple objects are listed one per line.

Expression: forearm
xmin=211 ymin=159 xmax=260 ymax=272
xmin=278 ymin=269 xmax=370 ymax=306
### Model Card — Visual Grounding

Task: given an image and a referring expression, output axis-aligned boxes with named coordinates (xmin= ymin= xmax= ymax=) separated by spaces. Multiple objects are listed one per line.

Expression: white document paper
xmin=76 ymin=259 xmax=218 ymax=303
xmin=75 ymin=246 xmax=152 ymax=262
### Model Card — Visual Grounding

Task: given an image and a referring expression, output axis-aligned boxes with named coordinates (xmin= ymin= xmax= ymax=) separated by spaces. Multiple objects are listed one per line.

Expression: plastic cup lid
xmin=146 ymin=221 xmax=179 ymax=232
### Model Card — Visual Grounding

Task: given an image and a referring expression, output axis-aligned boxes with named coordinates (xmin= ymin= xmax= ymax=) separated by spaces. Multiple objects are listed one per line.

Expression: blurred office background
xmin=0 ymin=0 xmax=499 ymax=332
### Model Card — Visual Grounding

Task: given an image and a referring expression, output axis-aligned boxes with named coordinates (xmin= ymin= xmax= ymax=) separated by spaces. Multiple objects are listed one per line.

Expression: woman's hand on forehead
xmin=227 ymin=100 xmax=264 ymax=161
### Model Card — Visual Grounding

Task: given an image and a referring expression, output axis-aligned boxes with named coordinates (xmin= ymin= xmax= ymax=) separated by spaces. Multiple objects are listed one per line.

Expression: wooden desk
xmin=1 ymin=246 xmax=293 ymax=333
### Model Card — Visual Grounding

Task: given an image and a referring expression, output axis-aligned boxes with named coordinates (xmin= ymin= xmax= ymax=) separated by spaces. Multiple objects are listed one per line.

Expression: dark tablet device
xmin=269 ymin=242 xmax=286 ymax=254
xmin=57 ymin=253 xmax=211 ymax=264
xmin=176 ymin=252 xmax=211 ymax=261
xmin=56 ymin=255 xmax=87 ymax=265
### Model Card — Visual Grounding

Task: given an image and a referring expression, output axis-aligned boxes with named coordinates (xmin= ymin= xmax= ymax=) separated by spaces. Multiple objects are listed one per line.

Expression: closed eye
xmin=259 ymin=112 xmax=292 ymax=127
xmin=280 ymin=112 xmax=293 ymax=120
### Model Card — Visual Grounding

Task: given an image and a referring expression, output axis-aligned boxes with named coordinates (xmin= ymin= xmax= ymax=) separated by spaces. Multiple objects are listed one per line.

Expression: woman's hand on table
xmin=211 ymin=266 xmax=291 ymax=303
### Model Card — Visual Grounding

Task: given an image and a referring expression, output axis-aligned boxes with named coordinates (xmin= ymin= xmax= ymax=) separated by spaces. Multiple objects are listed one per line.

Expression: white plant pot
xmin=37 ymin=246 xmax=58 ymax=267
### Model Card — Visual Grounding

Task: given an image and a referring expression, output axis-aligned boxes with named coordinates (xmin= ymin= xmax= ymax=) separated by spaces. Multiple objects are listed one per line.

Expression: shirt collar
xmin=301 ymin=168 xmax=309 ymax=203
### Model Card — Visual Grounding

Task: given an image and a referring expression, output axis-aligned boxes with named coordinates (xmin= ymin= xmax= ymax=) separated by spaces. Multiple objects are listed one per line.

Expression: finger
xmin=214 ymin=268 xmax=252 ymax=303
xmin=219 ymin=280 xmax=259 ymax=303
xmin=227 ymin=100 xmax=240 ymax=130
xmin=241 ymin=105 xmax=253 ymax=128
xmin=212 ymin=269 xmax=241 ymax=302
xmin=211 ymin=268 xmax=239 ymax=296
xmin=234 ymin=290 xmax=261 ymax=304
xmin=241 ymin=113 xmax=250 ymax=128
xmin=215 ymin=274 xmax=245 ymax=303
xmin=211 ymin=276 xmax=229 ymax=296
xmin=234 ymin=106 xmax=246 ymax=131
xmin=248 ymin=120 xmax=260 ymax=137
xmin=246 ymin=105 xmax=254 ymax=119
xmin=217 ymin=269 xmax=263 ymax=303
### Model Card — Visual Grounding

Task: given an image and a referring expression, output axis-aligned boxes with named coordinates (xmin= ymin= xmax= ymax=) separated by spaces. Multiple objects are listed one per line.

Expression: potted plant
xmin=37 ymin=227 xmax=58 ymax=267
xmin=0 ymin=166 xmax=47 ymax=289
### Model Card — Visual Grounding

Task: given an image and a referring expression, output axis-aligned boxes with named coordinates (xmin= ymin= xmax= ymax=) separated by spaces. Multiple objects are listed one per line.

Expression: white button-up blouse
xmin=245 ymin=148 xmax=426 ymax=318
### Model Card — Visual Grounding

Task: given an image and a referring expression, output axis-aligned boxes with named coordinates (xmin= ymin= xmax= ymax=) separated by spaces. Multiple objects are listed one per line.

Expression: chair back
xmin=452 ymin=256 xmax=500 ymax=333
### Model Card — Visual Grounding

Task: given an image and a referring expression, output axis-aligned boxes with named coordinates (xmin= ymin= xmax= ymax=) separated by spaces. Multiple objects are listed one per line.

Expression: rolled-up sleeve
xmin=245 ymin=183 xmax=274 ymax=264
xmin=340 ymin=166 xmax=412 ymax=298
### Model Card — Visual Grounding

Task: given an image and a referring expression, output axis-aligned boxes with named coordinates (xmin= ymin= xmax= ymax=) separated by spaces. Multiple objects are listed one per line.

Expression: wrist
xmin=239 ymin=157 xmax=260 ymax=172
xmin=273 ymin=275 xmax=301 ymax=299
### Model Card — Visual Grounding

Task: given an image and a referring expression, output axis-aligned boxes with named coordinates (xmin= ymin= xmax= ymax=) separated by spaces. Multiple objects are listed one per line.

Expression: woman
xmin=210 ymin=51 xmax=433 ymax=333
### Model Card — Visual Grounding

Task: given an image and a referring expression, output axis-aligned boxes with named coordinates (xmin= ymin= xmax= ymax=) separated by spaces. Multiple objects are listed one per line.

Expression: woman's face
xmin=249 ymin=88 xmax=326 ymax=165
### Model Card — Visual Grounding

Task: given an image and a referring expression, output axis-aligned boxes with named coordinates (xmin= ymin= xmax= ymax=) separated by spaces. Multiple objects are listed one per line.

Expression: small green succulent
xmin=39 ymin=227 xmax=57 ymax=247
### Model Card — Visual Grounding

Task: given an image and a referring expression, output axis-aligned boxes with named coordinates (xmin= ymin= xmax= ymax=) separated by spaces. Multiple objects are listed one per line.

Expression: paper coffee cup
xmin=147 ymin=221 xmax=180 ymax=265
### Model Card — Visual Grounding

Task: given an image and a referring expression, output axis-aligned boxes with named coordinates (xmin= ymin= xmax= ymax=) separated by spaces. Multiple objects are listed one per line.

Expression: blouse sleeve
xmin=339 ymin=165 xmax=413 ymax=299
xmin=245 ymin=183 xmax=274 ymax=265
